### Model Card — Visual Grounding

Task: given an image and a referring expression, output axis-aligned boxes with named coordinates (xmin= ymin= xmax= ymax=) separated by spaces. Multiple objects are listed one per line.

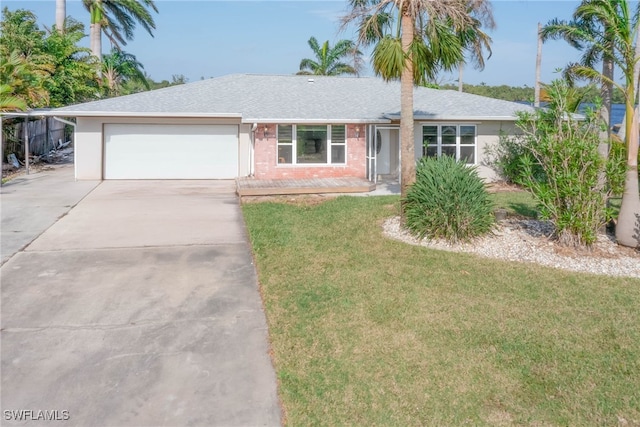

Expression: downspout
xmin=24 ymin=115 xmax=30 ymax=175
xmin=53 ymin=117 xmax=77 ymax=180
xmin=250 ymin=123 xmax=257 ymax=177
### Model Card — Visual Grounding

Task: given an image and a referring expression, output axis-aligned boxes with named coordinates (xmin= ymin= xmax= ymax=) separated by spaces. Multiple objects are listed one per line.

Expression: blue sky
xmin=3 ymin=1 xmax=603 ymax=86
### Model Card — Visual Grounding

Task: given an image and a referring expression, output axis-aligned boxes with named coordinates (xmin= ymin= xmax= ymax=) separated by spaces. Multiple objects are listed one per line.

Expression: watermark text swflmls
xmin=4 ymin=410 xmax=70 ymax=421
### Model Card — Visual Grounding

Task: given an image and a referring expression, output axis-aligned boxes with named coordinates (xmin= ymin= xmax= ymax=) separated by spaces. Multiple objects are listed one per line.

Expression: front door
xmin=374 ymin=125 xmax=400 ymax=182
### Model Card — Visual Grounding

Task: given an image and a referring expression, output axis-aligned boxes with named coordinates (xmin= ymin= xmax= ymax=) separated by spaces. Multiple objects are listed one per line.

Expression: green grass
xmin=242 ymin=195 xmax=640 ymax=426
xmin=489 ymin=191 xmax=538 ymax=218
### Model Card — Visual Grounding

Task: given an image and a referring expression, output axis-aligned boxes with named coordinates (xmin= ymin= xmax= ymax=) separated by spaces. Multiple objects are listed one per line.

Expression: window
xmin=277 ymin=124 xmax=346 ymax=165
xmin=331 ymin=125 xmax=346 ymax=163
xmin=422 ymin=124 xmax=476 ymax=164
xmin=277 ymin=125 xmax=293 ymax=164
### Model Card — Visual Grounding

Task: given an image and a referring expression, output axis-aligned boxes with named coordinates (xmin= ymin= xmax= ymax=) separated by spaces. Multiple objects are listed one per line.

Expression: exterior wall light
xmin=355 ymin=126 xmax=360 ymax=138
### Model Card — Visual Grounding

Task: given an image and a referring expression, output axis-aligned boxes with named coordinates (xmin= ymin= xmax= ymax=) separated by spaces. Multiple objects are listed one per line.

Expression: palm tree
xmin=101 ymin=48 xmax=149 ymax=96
xmin=82 ymin=0 xmax=158 ymax=60
xmin=541 ymin=0 xmax=617 ymax=144
xmin=298 ymin=37 xmax=362 ymax=76
xmin=343 ymin=0 xmax=494 ymax=203
xmin=543 ymin=0 xmax=640 ymax=247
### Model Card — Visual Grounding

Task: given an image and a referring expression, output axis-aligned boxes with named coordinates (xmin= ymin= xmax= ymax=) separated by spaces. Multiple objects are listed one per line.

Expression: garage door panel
xmin=104 ymin=124 xmax=238 ymax=179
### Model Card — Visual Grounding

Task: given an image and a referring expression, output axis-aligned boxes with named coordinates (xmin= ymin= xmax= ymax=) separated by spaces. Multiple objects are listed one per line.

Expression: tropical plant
xmin=404 ymin=155 xmax=495 ymax=242
xmin=101 ymin=48 xmax=149 ymax=96
xmin=82 ymin=0 xmax=158 ymax=60
xmin=343 ymin=0 xmax=495 ymax=208
xmin=0 ymin=50 xmax=51 ymax=108
xmin=0 ymin=84 xmax=27 ymax=112
xmin=0 ymin=8 xmax=53 ymax=108
xmin=1 ymin=8 xmax=103 ymax=109
xmin=297 ymin=37 xmax=362 ymax=76
xmin=509 ymin=79 xmax=617 ymax=247
xmin=43 ymin=18 xmax=100 ymax=107
xmin=541 ymin=0 xmax=640 ymax=247
xmin=0 ymin=8 xmax=47 ymax=58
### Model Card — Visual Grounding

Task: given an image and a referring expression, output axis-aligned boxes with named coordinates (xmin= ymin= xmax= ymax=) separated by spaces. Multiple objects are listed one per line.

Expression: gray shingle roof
xmin=52 ymin=74 xmax=536 ymax=122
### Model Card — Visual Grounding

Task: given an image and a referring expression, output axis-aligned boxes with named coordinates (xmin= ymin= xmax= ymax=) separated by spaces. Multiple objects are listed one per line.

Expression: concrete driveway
xmin=0 ymin=165 xmax=99 ymax=265
xmin=1 ymin=173 xmax=281 ymax=426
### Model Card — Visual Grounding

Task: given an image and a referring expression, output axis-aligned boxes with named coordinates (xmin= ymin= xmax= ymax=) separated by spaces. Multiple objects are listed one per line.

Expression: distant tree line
xmin=440 ymin=82 xmax=625 ymax=104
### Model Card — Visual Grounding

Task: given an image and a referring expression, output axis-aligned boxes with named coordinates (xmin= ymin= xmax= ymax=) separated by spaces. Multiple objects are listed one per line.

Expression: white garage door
xmin=104 ymin=124 xmax=238 ymax=179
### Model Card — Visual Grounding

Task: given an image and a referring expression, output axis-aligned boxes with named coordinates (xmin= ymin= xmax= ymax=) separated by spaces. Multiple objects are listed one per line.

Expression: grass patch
xmin=489 ymin=191 xmax=538 ymax=218
xmin=243 ymin=196 xmax=640 ymax=426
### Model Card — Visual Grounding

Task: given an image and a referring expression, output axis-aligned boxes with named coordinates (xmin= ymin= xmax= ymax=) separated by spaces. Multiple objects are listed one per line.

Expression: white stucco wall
xmin=413 ymin=121 xmax=519 ymax=182
xmin=75 ymin=117 xmax=104 ymax=180
xmin=74 ymin=117 xmax=245 ymax=180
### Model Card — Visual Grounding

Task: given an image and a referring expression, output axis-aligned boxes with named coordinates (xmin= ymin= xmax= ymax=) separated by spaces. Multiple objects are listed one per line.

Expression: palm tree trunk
xmin=615 ymin=23 xmax=640 ymax=248
xmin=601 ymin=57 xmax=614 ymax=139
xmin=458 ymin=63 xmax=463 ymax=92
xmin=598 ymin=53 xmax=614 ymax=162
xmin=534 ymin=23 xmax=542 ymax=107
xmin=55 ymin=0 xmax=66 ymax=33
xmin=89 ymin=1 xmax=103 ymax=61
xmin=400 ymin=8 xmax=415 ymax=210
xmin=90 ymin=23 xmax=102 ymax=60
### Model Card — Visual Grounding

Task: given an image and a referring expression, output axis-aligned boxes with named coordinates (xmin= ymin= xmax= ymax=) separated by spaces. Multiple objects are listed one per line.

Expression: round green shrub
xmin=403 ymin=156 xmax=495 ymax=242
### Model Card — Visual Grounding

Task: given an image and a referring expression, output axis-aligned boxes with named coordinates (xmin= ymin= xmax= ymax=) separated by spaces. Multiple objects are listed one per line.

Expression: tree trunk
xmin=400 ymin=9 xmax=415 ymax=211
xmin=458 ymin=64 xmax=463 ymax=92
xmin=90 ymin=22 xmax=102 ymax=61
xmin=615 ymin=24 xmax=640 ymax=248
xmin=615 ymin=156 xmax=640 ymax=247
xmin=534 ymin=23 xmax=542 ymax=107
xmin=89 ymin=1 xmax=103 ymax=61
xmin=598 ymin=55 xmax=614 ymax=158
xmin=55 ymin=0 xmax=66 ymax=33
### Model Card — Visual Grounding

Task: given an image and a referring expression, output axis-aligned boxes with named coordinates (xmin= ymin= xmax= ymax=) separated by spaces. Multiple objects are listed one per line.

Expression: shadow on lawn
xmin=507 ymin=202 xmax=538 ymax=219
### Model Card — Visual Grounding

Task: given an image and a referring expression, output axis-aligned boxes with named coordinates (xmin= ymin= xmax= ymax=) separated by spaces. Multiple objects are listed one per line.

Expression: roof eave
xmin=242 ymin=118 xmax=391 ymax=124
xmin=41 ymin=111 xmax=243 ymax=119
xmin=385 ymin=114 xmax=521 ymax=121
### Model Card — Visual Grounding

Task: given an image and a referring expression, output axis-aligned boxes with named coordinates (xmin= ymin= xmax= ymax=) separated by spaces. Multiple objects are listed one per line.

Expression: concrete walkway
xmin=1 ymin=172 xmax=281 ymax=426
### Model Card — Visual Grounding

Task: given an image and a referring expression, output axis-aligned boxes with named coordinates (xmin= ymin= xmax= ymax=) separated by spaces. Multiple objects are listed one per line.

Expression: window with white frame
xmin=277 ymin=124 xmax=346 ymax=165
xmin=422 ymin=124 xmax=477 ymax=164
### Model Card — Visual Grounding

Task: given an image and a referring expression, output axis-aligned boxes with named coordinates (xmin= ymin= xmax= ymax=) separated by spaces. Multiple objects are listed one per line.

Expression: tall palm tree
xmin=542 ymin=0 xmax=617 ymax=144
xmin=101 ymin=48 xmax=149 ymax=96
xmin=544 ymin=0 xmax=640 ymax=247
xmin=343 ymin=0 xmax=494 ymax=203
xmin=82 ymin=0 xmax=158 ymax=60
xmin=298 ymin=37 xmax=362 ymax=76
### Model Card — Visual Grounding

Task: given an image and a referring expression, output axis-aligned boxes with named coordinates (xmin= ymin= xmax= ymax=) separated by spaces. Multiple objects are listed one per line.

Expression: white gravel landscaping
xmin=383 ymin=217 xmax=640 ymax=279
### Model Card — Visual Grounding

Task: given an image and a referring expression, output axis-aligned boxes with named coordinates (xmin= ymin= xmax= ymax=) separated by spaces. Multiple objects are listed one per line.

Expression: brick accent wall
xmin=253 ymin=124 xmax=367 ymax=179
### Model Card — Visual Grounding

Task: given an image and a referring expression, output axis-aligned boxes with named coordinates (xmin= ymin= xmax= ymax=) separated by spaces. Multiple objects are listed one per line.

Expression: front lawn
xmin=242 ymin=195 xmax=640 ymax=426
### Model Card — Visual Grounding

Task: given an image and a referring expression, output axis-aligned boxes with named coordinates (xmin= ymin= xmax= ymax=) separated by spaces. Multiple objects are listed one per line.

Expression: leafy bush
xmin=510 ymin=79 xmax=615 ymax=246
xmin=403 ymin=156 xmax=495 ymax=242
xmin=486 ymin=130 xmax=544 ymax=184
